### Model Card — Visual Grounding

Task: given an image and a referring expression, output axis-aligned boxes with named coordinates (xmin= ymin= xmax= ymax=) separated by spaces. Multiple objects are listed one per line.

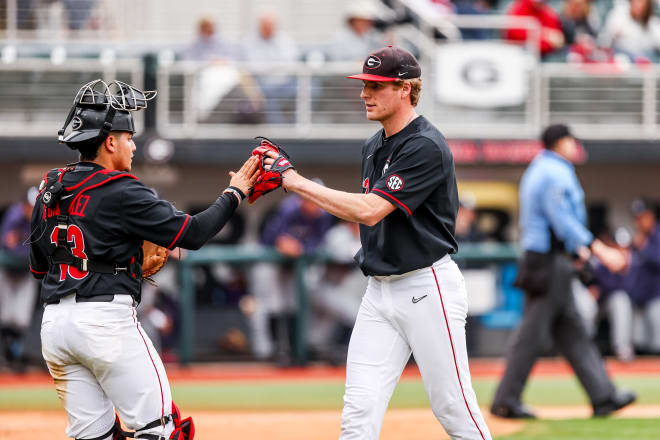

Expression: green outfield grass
xmin=496 ymin=418 xmax=660 ymax=440
xmin=2 ymin=376 xmax=659 ymax=411
xmin=3 ymin=375 xmax=660 ymax=439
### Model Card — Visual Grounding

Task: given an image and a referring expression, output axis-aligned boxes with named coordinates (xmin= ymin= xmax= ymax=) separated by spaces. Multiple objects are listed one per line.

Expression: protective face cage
xmin=58 ymin=79 xmax=157 ymax=150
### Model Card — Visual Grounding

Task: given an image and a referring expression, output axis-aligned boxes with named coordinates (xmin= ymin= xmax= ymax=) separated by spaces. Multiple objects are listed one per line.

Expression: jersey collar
xmin=382 ymin=115 xmax=424 ymax=144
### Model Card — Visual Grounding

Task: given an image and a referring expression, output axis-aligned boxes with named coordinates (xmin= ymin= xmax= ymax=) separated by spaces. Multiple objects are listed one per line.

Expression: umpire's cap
xmin=541 ymin=124 xmax=573 ymax=149
xmin=59 ymin=79 xmax=156 ymax=151
xmin=347 ymin=46 xmax=421 ymax=82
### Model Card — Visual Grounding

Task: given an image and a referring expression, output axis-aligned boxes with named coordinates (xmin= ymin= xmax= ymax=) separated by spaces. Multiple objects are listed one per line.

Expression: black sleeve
xmin=371 ymin=137 xmax=447 ymax=216
xmin=120 ymin=180 xmax=238 ymax=250
xmin=29 ymin=203 xmax=48 ymax=279
xmin=176 ymin=194 xmax=238 ymax=250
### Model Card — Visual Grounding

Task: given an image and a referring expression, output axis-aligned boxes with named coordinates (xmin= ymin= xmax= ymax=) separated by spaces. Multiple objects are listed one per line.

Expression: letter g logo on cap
xmin=365 ymin=56 xmax=382 ymax=69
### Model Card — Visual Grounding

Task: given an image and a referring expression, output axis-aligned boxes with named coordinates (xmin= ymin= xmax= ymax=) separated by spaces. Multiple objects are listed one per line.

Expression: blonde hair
xmin=393 ymin=78 xmax=422 ymax=107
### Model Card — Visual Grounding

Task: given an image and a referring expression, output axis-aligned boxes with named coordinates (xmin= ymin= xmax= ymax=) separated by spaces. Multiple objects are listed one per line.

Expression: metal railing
xmin=0 ymin=243 xmax=519 ymax=365
xmin=177 ymin=243 xmax=520 ymax=365
xmin=1 ymin=10 xmax=659 ymax=141
xmin=0 ymin=58 xmax=144 ymax=137
xmin=1 ymin=56 xmax=659 ymax=140
xmin=154 ymin=60 xmax=660 ymax=140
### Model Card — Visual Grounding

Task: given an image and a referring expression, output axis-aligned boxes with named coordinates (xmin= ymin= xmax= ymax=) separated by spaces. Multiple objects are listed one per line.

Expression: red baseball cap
xmin=347 ymin=46 xmax=421 ymax=82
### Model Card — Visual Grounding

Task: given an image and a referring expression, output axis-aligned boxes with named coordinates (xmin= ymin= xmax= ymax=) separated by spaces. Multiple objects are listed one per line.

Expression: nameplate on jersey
xmin=41 ymin=169 xmax=137 ymax=220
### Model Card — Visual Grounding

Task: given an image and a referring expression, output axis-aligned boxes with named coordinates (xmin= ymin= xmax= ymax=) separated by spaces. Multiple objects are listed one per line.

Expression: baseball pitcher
xmin=253 ymin=47 xmax=492 ymax=439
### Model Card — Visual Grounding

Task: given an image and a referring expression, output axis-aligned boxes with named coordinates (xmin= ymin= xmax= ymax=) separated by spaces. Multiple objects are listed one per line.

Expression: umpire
xmin=490 ymin=124 xmax=636 ymax=418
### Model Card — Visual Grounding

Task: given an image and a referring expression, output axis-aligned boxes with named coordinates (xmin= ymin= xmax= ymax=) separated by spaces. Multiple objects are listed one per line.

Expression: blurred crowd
xmin=0 ymin=182 xmax=657 ymax=370
xmin=178 ymin=0 xmax=660 ymax=66
xmin=501 ymin=0 xmax=660 ymax=63
xmin=5 ymin=0 xmax=659 ymax=63
xmin=577 ymin=199 xmax=660 ymax=362
xmin=3 ymin=0 xmax=660 ymax=125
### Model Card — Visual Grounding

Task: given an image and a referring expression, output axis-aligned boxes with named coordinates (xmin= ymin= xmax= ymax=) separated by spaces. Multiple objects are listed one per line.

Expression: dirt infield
xmin=3 ymin=406 xmax=660 ymax=440
xmin=2 ymin=358 xmax=659 ymax=439
xmin=0 ymin=408 xmax=521 ymax=440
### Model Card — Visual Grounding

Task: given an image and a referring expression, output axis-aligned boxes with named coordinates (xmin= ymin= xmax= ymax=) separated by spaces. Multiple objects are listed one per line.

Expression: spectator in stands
xmin=409 ymin=0 xmax=461 ymax=40
xmin=0 ymin=188 xmax=39 ymax=371
xmin=248 ymin=193 xmax=333 ymax=364
xmin=562 ymin=0 xmax=614 ymax=66
xmin=503 ymin=0 xmax=565 ymax=59
xmin=309 ymin=221 xmax=366 ymax=364
xmin=325 ymin=1 xmax=386 ymax=62
xmin=560 ymin=0 xmax=600 ymax=45
xmin=627 ymin=199 xmax=660 ymax=354
xmin=586 ymin=230 xmax=635 ymax=362
xmin=61 ymin=0 xmax=97 ymax=30
xmin=15 ymin=0 xmax=36 ymax=30
xmin=182 ymin=17 xmax=235 ymax=62
xmin=599 ymin=0 xmax=660 ymax=63
xmin=453 ymin=0 xmax=495 ymax=40
xmin=241 ymin=11 xmax=299 ymax=124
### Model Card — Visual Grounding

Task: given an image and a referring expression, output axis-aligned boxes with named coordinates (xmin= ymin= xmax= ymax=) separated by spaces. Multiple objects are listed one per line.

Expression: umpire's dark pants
xmin=492 ymin=253 xmax=616 ymax=408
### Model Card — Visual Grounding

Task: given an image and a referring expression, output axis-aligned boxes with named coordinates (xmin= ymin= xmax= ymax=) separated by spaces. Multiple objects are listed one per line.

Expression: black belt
xmin=45 ymin=294 xmax=117 ymax=305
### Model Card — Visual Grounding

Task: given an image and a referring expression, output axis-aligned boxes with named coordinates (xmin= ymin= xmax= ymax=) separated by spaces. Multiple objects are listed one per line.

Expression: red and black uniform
xmin=30 ymin=161 xmax=238 ymax=305
xmin=356 ymin=115 xmax=459 ymax=276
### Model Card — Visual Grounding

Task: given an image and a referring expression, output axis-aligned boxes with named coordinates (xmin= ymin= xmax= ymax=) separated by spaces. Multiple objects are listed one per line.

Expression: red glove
xmin=248 ymin=137 xmax=294 ymax=204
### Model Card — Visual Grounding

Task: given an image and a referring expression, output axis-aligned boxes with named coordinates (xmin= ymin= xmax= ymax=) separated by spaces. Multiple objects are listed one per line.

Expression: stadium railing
xmin=176 ymin=243 xmax=520 ymax=365
xmin=0 ymin=243 xmax=520 ymax=365
xmin=1 ymin=56 xmax=658 ymax=141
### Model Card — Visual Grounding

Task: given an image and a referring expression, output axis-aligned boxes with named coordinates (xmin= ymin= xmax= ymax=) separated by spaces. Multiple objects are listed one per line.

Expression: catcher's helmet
xmin=58 ymin=79 xmax=157 ymax=150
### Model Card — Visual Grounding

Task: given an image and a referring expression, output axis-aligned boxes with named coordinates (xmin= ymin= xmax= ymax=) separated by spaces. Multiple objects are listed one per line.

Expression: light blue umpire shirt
xmin=519 ymin=149 xmax=594 ymax=253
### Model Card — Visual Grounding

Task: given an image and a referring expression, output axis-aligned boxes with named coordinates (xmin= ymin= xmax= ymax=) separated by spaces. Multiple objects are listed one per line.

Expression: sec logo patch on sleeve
xmin=386 ymin=174 xmax=404 ymax=191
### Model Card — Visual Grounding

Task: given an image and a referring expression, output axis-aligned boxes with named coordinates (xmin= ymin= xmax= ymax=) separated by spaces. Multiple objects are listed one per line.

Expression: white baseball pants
xmin=340 ymin=255 xmax=491 ymax=440
xmin=41 ymin=294 xmax=174 ymax=439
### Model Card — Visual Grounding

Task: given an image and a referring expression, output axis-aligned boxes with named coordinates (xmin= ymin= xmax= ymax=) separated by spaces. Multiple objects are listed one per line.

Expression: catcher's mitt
xmin=142 ymin=240 xmax=169 ymax=281
xmin=248 ymin=137 xmax=294 ymax=204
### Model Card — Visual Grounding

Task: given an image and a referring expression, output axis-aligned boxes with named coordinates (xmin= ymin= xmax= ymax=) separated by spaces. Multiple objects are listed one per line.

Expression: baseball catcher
xmin=30 ymin=79 xmax=260 ymax=440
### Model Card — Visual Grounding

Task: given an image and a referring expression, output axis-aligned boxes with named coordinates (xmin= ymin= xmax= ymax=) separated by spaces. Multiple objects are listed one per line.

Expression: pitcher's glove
xmin=248 ymin=137 xmax=294 ymax=204
xmin=142 ymin=240 xmax=170 ymax=284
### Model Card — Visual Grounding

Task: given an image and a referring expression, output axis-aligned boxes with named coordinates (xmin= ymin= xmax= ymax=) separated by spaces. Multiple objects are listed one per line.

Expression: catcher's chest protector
xmin=34 ymin=166 xmax=144 ymax=304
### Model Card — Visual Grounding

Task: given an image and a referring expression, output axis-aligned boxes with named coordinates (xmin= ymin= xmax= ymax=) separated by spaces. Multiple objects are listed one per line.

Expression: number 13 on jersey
xmin=50 ymin=224 xmax=89 ymax=281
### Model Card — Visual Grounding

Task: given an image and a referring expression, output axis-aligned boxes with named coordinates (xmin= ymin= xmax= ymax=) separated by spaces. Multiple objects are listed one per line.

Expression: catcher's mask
xmin=58 ymin=79 xmax=157 ymax=151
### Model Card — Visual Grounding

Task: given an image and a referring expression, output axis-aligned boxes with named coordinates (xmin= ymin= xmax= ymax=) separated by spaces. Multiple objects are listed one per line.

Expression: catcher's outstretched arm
xmin=177 ymin=193 xmax=239 ymax=250
xmin=177 ymin=156 xmax=259 ymax=250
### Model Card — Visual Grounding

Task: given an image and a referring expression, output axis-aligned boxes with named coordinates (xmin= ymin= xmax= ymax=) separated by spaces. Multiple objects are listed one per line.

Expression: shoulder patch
xmin=386 ymin=174 xmax=404 ymax=192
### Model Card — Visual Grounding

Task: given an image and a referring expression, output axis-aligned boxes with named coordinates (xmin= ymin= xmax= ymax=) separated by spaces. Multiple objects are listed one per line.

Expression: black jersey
xmin=29 ymin=162 xmax=235 ymax=305
xmin=354 ymin=116 xmax=459 ymax=276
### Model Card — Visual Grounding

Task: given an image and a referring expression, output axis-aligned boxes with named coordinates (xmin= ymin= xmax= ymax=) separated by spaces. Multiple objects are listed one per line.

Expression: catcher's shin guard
xmin=169 ymin=402 xmax=195 ymax=440
xmin=103 ymin=402 xmax=194 ymax=440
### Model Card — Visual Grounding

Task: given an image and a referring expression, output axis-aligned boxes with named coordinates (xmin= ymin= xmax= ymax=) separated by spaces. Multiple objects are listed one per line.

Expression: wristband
xmin=228 ymin=186 xmax=246 ymax=200
xmin=223 ymin=187 xmax=244 ymax=205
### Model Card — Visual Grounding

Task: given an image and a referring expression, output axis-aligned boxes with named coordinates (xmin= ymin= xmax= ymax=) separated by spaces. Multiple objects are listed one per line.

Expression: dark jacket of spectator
xmin=1 ymin=202 xmax=32 ymax=260
xmin=560 ymin=0 xmax=600 ymax=45
xmin=590 ymin=261 xmax=628 ymax=302
xmin=261 ymin=196 xmax=333 ymax=252
xmin=626 ymin=224 xmax=660 ymax=306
